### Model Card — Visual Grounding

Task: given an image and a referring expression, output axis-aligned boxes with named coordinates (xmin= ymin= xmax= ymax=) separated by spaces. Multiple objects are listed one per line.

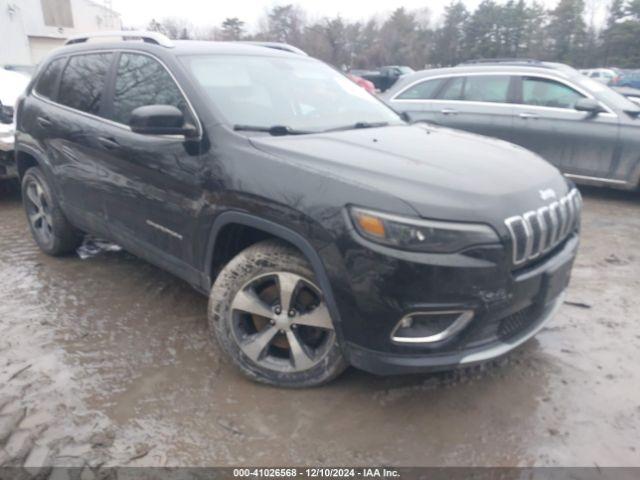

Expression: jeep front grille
xmin=505 ymin=189 xmax=582 ymax=266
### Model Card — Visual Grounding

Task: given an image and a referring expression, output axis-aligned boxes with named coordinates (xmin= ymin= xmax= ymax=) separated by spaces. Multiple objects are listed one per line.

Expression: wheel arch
xmin=204 ymin=211 xmax=344 ymax=330
xmin=15 ymin=148 xmax=40 ymax=180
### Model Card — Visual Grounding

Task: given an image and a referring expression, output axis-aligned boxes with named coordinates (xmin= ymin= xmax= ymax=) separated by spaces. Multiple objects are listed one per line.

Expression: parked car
xmin=612 ymin=85 xmax=640 ymax=106
xmin=614 ymin=69 xmax=640 ymax=89
xmin=347 ymin=73 xmax=376 ymax=94
xmin=349 ymin=65 xmax=414 ymax=92
xmin=16 ymin=32 xmax=580 ymax=387
xmin=383 ymin=60 xmax=640 ymax=189
xmin=0 ymin=68 xmax=30 ymax=180
xmin=3 ymin=64 xmax=37 ymax=77
xmin=580 ymin=68 xmax=620 ymax=85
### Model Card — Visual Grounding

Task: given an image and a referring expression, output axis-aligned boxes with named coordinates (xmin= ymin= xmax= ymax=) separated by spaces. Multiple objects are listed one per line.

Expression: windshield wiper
xmin=323 ymin=121 xmax=390 ymax=133
xmin=233 ymin=125 xmax=314 ymax=136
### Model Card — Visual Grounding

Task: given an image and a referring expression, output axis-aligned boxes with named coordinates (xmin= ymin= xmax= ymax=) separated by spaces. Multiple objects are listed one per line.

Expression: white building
xmin=0 ymin=0 xmax=121 ymax=67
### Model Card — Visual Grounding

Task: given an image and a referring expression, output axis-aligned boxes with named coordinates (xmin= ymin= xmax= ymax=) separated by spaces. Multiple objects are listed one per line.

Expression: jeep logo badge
xmin=539 ymin=189 xmax=557 ymax=201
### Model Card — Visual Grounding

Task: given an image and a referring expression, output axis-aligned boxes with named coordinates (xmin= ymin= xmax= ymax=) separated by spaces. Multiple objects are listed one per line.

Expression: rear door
xmin=38 ymin=52 xmax=116 ymax=231
xmin=97 ymin=51 xmax=205 ymax=276
xmin=510 ymin=75 xmax=620 ymax=177
xmin=424 ymin=74 xmax=516 ymax=142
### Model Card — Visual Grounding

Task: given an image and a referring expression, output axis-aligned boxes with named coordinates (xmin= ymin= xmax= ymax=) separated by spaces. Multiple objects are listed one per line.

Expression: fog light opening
xmin=391 ymin=310 xmax=474 ymax=344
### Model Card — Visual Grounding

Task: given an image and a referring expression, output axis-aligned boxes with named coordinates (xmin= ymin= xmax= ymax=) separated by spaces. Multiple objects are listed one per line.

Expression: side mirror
xmin=574 ymin=98 xmax=603 ymax=114
xmin=130 ymin=105 xmax=197 ymax=137
xmin=399 ymin=111 xmax=413 ymax=123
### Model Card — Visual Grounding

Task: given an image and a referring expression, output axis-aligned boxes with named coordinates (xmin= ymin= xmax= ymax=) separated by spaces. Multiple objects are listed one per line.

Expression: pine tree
xmin=546 ymin=0 xmax=588 ymax=65
xmin=433 ymin=1 xmax=469 ymax=66
xmin=221 ymin=18 xmax=246 ymax=41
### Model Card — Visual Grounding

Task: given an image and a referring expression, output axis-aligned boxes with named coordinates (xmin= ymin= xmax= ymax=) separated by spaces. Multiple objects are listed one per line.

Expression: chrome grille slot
xmin=505 ymin=189 xmax=582 ymax=266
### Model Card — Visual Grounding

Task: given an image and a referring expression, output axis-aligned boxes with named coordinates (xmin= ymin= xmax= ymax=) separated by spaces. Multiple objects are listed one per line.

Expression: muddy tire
xmin=208 ymin=240 xmax=347 ymax=388
xmin=21 ymin=167 xmax=82 ymax=256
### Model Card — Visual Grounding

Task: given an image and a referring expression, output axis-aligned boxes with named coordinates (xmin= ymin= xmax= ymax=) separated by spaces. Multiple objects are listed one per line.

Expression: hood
xmin=249 ymin=124 xmax=569 ymax=226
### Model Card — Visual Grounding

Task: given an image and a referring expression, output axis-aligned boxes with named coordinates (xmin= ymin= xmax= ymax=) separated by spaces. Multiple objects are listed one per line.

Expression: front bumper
xmin=333 ymin=229 xmax=579 ymax=375
xmin=348 ymin=292 xmax=564 ymax=375
xmin=0 ymin=123 xmax=17 ymax=179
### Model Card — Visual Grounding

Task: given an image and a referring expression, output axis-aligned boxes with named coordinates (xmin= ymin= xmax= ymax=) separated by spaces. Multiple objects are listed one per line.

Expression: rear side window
xmin=439 ymin=77 xmax=465 ymax=100
xmin=437 ymin=75 xmax=510 ymax=103
xmin=396 ymin=79 xmax=443 ymax=100
xmin=111 ymin=53 xmax=189 ymax=125
xmin=58 ymin=53 xmax=113 ymax=115
xmin=521 ymin=77 xmax=585 ymax=109
xmin=35 ymin=58 xmax=66 ymax=100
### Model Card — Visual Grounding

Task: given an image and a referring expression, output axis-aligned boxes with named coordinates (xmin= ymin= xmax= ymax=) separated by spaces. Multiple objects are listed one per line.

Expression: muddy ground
xmin=0 ymin=181 xmax=639 ymax=469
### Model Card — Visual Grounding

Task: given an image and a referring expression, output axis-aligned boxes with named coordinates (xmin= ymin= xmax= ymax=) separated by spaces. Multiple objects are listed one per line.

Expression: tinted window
xmin=464 ymin=75 xmax=510 ymax=103
xmin=58 ymin=53 xmax=113 ymax=115
xmin=35 ymin=58 xmax=65 ymax=99
xmin=521 ymin=77 xmax=585 ymax=109
xmin=112 ymin=53 xmax=188 ymax=125
xmin=437 ymin=75 xmax=510 ymax=103
xmin=397 ymin=79 xmax=443 ymax=100
xmin=439 ymin=77 xmax=465 ymax=100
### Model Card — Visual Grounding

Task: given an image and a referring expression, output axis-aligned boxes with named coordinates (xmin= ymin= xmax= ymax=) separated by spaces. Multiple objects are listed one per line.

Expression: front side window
xmin=521 ymin=77 xmax=585 ymax=109
xmin=35 ymin=57 xmax=66 ymax=100
xmin=397 ymin=79 xmax=443 ymax=100
xmin=180 ymin=54 xmax=402 ymax=132
xmin=111 ymin=53 xmax=189 ymax=125
xmin=437 ymin=75 xmax=510 ymax=103
xmin=58 ymin=53 xmax=113 ymax=115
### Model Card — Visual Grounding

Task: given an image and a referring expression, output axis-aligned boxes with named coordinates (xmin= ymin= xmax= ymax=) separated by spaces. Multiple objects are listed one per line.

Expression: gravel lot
xmin=0 ymin=180 xmax=639 ymax=469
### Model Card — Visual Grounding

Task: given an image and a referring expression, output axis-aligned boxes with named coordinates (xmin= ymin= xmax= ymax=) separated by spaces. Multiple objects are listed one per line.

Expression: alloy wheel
xmin=230 ymin=272 xmax=335 ymax=373
xmin=25 ymin=178 xmax=54 ymax=245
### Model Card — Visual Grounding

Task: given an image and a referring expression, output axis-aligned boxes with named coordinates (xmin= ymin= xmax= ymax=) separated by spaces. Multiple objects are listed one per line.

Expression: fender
xmin=15 ymin=143 xmax=66 ymax=201
xmin=203 ymin=211 xmax=344 ymax=331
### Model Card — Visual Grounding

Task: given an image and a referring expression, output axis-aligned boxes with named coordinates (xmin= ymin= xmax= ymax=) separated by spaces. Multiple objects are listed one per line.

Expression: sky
xmin=108 ymin=0 xmax=609 ymax=32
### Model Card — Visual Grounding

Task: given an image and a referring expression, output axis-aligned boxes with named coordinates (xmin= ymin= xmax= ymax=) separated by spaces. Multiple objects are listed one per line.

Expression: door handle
xmin=440 ymin=108 xmax=459 ymax=115
xmin=519 ymin=112 xmax=539 ymax=119
xmin=37 ymin=116 xmax=52 ymax=128
xmin=97 ymin=136 xmax=120 ymax=150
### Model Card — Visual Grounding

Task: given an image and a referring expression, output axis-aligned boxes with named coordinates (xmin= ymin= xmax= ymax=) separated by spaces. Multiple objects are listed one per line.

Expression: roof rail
xmin=459 ymin=58 xmax=543 ymax=66
xmin=240 ymin=41 xmax=308 ymax=56
xmin=65 ymin=31 xmax=174 ymax=48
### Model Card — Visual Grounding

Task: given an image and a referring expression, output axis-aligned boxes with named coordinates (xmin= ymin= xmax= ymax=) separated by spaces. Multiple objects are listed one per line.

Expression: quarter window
xmin=521 ymin=77 xmax=585 ymax=109
xmin=396 ymin=79 xmax=443 ymax=100
xmin=111 ymin=53 xmax=189 ymax=125
xmin=437 ymin=75 xmax=510 ymax=103
xmin=58 ymin=53 xmax=113 ymax=115
xmin=35 ymin=58 xmax=66 ymax=100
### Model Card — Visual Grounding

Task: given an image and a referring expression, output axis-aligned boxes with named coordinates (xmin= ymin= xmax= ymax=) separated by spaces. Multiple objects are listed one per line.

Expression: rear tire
xmin=208 ymin=239 xmax=347 ymax=388
xmin=21 ymin=167 xmax=82 ymax=256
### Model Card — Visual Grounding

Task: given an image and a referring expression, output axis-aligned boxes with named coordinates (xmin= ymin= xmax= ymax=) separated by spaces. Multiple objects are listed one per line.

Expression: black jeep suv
xmin=15 ymin=32 xmax=581 ymax=387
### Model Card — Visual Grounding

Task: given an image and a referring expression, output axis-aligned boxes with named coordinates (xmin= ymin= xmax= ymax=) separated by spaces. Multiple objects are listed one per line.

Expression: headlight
xmin=349 ymin=207 xmax=499 ymax=253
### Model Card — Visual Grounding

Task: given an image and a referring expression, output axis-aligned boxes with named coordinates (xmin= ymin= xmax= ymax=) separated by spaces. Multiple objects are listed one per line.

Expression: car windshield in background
xmin=180 ymin=54 xmax=402 ymax=133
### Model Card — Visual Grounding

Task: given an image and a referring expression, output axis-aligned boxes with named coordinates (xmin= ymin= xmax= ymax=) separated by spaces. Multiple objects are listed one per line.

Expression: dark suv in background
xmin=383 ymin=60 xmax=640 ymax=190
xmin=16 ymin=32 xmax=581 ymax=387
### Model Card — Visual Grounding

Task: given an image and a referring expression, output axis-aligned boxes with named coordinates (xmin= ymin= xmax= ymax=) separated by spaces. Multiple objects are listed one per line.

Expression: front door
xmin=97 ymin=52 xmax=206 ymax=277
xmin=509 ymin=75 xmax=620 ymax=178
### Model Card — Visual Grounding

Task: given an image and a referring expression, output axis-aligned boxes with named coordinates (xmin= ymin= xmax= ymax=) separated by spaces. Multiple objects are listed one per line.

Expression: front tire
xmin=21 ymin=167 xmax=82 ymax=256
xmin=208 ymin=240 xmax=347 ymax=388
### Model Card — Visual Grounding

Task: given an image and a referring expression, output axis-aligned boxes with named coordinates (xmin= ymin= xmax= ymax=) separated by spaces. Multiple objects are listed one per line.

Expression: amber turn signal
xmin=355 ymin=212 xmax=386 ymax=238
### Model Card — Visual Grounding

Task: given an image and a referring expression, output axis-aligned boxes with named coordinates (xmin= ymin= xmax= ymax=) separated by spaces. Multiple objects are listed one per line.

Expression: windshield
xmin=181 ymin=54 xmax=402 ymax=132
